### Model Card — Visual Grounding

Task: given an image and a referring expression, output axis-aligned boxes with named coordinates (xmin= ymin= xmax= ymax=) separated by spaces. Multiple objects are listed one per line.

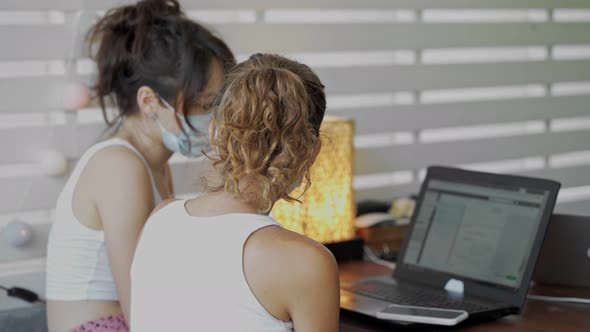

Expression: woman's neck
xmin=186 ymin=190 xmax=270 ymax=217
xmin=113 ymin=115 xmax=173 ymax=172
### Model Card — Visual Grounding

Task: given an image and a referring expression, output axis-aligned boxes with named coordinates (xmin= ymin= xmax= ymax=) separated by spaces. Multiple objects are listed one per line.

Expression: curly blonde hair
xmin=206 ymin=54 xmax=326 ymax=213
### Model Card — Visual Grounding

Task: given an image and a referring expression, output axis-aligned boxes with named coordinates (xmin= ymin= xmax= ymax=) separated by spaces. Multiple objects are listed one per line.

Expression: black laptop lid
xmin=394 ymin=166 xmax=560 ymax=309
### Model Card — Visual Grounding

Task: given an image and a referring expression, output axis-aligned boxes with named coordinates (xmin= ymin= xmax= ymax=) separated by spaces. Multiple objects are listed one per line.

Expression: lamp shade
xmin=272 ymin=116 xmax=355 ymax=243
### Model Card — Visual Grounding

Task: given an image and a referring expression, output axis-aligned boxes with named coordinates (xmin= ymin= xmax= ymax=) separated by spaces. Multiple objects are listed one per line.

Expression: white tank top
xmin=46 ymin=138 xmax=160 ymax=301
xmin=130 ymin=199 xmax=294 ymax=332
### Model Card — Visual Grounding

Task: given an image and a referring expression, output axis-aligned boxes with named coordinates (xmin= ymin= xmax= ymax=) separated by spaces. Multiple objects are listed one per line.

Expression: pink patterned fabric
xmin=68 ymin=314 xmax=128 ymax=332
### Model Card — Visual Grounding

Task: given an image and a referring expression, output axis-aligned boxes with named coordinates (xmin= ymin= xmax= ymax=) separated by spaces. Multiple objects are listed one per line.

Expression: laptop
xmin=342 ymin=166 xmax=560 ymax=324
xmin=534 ymin=214 xmax=590 ymax=288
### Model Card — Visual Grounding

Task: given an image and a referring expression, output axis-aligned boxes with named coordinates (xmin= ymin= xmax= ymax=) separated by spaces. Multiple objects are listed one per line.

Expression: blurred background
xmin=1 ymin=0 xmax=589 ymax=314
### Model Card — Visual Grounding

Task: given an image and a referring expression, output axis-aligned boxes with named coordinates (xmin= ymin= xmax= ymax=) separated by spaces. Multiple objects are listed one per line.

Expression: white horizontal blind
xmin=1 ymin=1 xmax=590 ymax=274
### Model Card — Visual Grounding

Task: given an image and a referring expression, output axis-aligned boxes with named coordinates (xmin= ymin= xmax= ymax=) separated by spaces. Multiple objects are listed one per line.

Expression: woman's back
xmin=46 ymin=138 xmax=160 ymax=332
xmin=130 ymin=53 xmax=340 ymax=332
xmin=130 ymin=199 xmax=294 ymax=331
xmin=47 ymin=138 xmax=159 ymax=302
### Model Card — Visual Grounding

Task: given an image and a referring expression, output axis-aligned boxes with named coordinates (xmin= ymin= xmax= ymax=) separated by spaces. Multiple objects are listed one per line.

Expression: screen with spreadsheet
xmin=403 ymin=179 xmax=549 ymax=288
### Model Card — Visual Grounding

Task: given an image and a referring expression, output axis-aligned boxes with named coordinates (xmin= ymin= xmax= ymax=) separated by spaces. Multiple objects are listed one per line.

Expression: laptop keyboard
xmin=344 ymin=280 xmax=491 ymax=313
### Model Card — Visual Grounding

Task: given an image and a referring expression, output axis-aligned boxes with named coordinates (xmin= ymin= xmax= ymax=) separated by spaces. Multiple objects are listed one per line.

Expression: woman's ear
xmin=137 ymin=86 xmax=159 ymax=118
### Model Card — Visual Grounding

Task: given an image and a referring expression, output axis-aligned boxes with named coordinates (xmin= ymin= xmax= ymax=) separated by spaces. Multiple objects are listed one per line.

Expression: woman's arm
xmin=92 ymin=147 xmax=155 ymax=323
xmin=283 ymin=241 xmax=340 ymax=332
xmin=245 ymin=228 xmax=340 ymax=332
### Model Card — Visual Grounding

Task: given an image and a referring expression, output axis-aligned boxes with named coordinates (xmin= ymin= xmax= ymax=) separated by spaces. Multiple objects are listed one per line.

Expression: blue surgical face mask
xmin=156 ymin=98 xmax=212 ymax=157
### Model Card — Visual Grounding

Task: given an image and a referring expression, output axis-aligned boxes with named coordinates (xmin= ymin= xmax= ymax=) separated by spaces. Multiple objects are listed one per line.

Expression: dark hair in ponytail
xmin=88 ymin=0 xmax=235 ymax=125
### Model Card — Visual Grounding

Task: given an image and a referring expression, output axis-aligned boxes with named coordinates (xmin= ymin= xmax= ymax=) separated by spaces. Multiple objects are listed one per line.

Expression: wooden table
xmin=338 ymin=261 xmax=590 ymax=332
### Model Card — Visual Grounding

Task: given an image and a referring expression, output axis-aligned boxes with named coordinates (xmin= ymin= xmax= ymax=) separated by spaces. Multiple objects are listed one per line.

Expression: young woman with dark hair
xmin=46 ymin=1 xmax=235 ymax=331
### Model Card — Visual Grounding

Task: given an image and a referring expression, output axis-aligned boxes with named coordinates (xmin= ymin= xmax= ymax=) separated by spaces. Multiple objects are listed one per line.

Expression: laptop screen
xmin=403 ymin=179 xmax=549 ymax=288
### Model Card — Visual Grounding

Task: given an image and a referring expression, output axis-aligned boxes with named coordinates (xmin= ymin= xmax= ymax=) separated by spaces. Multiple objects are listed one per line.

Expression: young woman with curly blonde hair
xmin=130 ymin=54 xmax=339 ymax=332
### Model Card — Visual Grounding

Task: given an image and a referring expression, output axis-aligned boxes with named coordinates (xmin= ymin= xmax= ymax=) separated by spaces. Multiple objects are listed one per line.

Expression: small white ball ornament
xmin=1 ymin=219 xmax=34 ymax=248
xmin=38 ymin=149 xmax=68 ymax=177
xmin=63 ymin=81 xmax=91 ymax=111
